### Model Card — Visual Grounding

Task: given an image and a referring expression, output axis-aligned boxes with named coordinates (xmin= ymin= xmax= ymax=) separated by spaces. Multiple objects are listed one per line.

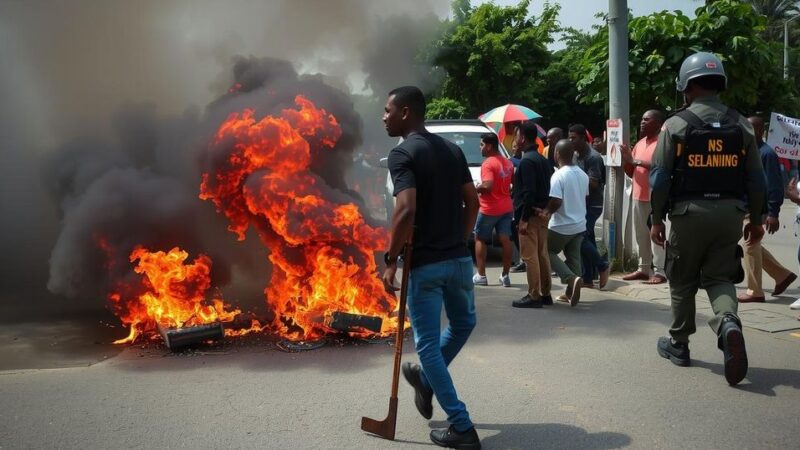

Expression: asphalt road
xmin=3 ymin=207 xmax=800 ymax=449
xmin=2 ymin=269 xmax=799 ymax=449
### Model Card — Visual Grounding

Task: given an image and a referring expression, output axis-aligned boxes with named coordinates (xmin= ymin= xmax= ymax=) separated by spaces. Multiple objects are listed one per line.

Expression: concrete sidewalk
xmin=604 ymin=276 xmax=800 ymax=336
xmin=602 ymin=206 xmax=800 ymax=336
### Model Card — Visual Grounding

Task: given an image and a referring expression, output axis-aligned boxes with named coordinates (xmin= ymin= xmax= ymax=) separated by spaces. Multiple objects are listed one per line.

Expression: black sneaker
xmin=430 ymin=425 xmax=481 ymax=449
xmin=401 ymin=362 xmax=433 ymax=419
xmin=541 ymin=295 xmax=553 ymax=306
xmin=512 ymin=295 xmax=542 ymax=308
xmin=718 ymin=315 xmax=748 ymax=386
xmin=657 ymin=336 xmax=690 ymax=366
xmin=510 ymin=261 xmax=526 ymax=273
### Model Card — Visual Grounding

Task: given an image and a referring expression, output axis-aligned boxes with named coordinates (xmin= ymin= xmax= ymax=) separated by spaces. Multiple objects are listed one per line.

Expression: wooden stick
xmin=360 ymin=234 xmax=413 ymax=441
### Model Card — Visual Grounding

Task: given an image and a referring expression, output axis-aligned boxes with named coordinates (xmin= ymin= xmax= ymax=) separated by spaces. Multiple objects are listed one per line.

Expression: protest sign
xmin=767 ymin=112 xmax=800 ymax=160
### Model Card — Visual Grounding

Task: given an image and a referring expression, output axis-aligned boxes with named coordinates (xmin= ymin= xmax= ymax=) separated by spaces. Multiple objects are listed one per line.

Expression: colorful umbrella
xmin=480 ymin=104 xmax=545 ymax=152
xmin=479 ymin=104 xmax=545 ymax=138
xmin=479 ymin=104 xmax=541 ymax=124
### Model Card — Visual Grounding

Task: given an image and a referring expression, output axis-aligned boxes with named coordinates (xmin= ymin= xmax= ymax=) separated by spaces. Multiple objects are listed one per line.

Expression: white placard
xmin=767 ymin=112 xmax=800 ymax=160
xmin=606 ymin=118 xmax=623 ymax=167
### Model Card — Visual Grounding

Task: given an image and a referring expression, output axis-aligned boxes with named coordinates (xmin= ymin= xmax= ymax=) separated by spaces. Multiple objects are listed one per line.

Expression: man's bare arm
xmin=387 ymin=188 xmax=416 ymax=258
xmin=475 ymin=179 xmax=494 ymax=194
xmin=541 ymin=197 xmax=563 ymax=216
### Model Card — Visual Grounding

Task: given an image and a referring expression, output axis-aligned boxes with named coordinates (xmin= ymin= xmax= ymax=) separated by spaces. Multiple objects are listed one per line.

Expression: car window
xmin=435 ymin=132 xmax=489 ymax=166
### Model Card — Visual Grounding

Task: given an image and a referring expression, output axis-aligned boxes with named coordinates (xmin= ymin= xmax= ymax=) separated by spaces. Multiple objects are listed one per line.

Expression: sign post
xmin=607 ymin=0 xmax=629 ymax=262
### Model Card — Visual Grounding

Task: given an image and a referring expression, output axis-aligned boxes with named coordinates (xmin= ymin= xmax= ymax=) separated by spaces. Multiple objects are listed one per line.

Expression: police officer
xmin=650 ymin=52 xmax=766 ymax=386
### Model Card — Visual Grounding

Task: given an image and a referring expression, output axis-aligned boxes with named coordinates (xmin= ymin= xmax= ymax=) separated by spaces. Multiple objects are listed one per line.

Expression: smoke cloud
xmin=0 ymin=0 xmax=448 ymax=324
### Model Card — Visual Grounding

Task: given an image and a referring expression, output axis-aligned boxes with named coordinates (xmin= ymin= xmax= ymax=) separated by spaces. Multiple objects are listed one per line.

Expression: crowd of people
xmin=471 ymin=104 xmax=800 ymax=316
xmin=377 ymin=51 xmax=799 ymax=449
xmin=472 ymin=121 xmax=611 ymax=308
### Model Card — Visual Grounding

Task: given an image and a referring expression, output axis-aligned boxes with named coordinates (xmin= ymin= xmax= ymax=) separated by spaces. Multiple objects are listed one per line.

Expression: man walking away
xmin=569 ymin=124 xmax=610 ymax=289
xmin=512 ymin=121 xmax=554 ymax=308
xmin=650 ymin=52 xmax=765 ymax=386
xmin=622 ymin=110 xmax=667 ymax=285
xmin=473 ymin=133 xmax=514 ymax=287
xmin=540 ymin=139 xmax=589 ymax=306
xmin=738 ymin=116 xmax=797 ymax=303
xmin=381 ymin=86 xmax=481 ymax=448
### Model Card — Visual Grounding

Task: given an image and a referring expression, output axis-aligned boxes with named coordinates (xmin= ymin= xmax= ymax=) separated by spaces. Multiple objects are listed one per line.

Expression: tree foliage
xmin=536 ymin=26 xmax=606 ymax=133
xmin=427 ymin=97 xmax=468 ymax=119
xmin=576 ymin=0 xmax=800 ymax=121
xmin=429 ymin=0 xmax=560 ymax=117
xmin=415 ymin=0 xmax=800 ymax=128
xmin=745 ymin=0 xmax=800 ymax=40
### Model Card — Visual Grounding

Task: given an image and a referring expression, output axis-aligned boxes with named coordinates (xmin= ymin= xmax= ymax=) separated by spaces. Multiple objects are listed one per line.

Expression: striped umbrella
xmin=479 ymin=104 xmax=545 ymax=151
xmin=479 ymin=104 xmax=545 ymax=138
xmin=479 ymin=103 xmax=542 ymax=124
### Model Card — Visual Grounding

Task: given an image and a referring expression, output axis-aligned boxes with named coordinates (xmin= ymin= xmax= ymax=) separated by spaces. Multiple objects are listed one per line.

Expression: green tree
xmin=429 ymin=0 xmax=560 ymax=116
xmin=536 ymin=26 xmax=606 ymax=134
xmin=576 ymin=0 xmax=800 ymax=122
xmin=745 ymin=0 xmax=800 ymax=39
xmin=426 ymin=97 xmax=468 ymax=119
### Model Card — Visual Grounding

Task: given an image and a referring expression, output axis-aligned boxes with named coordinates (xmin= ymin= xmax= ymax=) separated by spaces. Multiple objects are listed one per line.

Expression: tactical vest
xmin=670 ymin=108 xmax=746 ymax=200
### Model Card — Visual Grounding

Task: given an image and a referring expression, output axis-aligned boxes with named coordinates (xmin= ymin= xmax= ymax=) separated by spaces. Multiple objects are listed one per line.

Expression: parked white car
xmin=379 ymin=120 xmax=510 ymax=217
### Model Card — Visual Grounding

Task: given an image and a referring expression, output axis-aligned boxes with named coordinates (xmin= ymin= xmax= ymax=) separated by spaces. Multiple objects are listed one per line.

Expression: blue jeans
xmin=581 ymin=206 xmax=609 ymax=283
xmin=407 ymin=256 xmax=476 ymax=432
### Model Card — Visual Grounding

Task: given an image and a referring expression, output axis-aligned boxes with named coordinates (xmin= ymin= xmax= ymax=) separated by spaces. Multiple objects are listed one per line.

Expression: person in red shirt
xmin=622 ymin=109 xmax=667 ymax=284
xmin=473 ymin=133 xmax=514 ymax=286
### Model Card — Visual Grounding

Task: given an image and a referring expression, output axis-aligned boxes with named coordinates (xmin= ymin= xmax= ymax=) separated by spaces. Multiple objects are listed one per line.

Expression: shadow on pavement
xmin=764 ymin=290 xmax=800 ymax=307
xmin=467 ymin=296 xmax=671 ymax=346
xmin=691 ymin=359 xmax=800 ymax=397
xmin=428 ymin=420 xmax=631 ymax=449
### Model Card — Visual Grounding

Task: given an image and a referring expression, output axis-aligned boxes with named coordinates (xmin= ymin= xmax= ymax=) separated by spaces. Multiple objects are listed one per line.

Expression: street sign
xmin=606 ymin=118 xmax=623 ymax=167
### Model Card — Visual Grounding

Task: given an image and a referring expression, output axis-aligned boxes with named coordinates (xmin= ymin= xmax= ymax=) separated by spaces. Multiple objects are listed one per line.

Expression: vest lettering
xmin=708 ymin=139 xmax=724 ymax=152
xmin=671 ymin=109 xmax=746 ymax=200
xmin=687 ymin=153 xmax=739 ymax=168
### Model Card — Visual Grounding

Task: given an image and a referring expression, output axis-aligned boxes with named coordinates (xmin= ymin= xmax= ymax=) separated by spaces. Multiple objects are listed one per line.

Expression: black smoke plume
xmin=0 ymin=0 xmax=448 ymax=327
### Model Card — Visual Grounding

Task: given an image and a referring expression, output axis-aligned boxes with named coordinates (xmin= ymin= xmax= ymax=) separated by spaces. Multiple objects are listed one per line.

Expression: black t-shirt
xmin=575 ymin=147 xmax=606 ymax=208
xmin=388 ymin=132 xmax=472 ymax=269
xmin=512 ymin=149 xmax=553 ymax=221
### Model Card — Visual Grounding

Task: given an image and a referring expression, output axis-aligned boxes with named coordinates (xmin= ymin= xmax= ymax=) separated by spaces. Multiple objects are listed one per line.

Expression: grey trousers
xmin=547 ymin=229 xmax=583 ymax=284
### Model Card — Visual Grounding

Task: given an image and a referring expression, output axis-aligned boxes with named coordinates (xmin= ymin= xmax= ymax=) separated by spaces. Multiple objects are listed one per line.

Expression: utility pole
xmin=785 ymin=14 xmax=800 ymax=80
xmin=606 ymin=0 xmax=629 ymax=261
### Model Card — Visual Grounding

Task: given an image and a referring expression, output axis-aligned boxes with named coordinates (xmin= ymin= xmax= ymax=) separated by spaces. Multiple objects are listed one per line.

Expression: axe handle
xmin=389 ymin=234 xmax=413 ymax=399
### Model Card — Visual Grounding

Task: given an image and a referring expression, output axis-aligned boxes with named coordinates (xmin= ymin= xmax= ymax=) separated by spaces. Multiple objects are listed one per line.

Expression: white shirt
xmin=548 ymin=165 xmax=589 ymax=235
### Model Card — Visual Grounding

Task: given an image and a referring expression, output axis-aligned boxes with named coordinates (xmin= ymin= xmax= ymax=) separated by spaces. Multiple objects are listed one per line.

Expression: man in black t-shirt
xmin=569 ymin=124 xmax=610 ymax=289
xmin=382 ymin=86 xmax=481 ymax=449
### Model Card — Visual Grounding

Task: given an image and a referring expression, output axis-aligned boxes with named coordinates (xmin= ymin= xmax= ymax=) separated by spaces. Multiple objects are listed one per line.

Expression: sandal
xmin=643 ymin=275 xmax=667 ymax=285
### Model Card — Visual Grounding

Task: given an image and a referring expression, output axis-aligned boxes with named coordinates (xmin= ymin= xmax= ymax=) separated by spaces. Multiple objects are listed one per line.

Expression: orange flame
xmin=110 ymin=246 xmax=241 ymax=344
xmin=200 ymin=95 xmax=396 ymax=341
